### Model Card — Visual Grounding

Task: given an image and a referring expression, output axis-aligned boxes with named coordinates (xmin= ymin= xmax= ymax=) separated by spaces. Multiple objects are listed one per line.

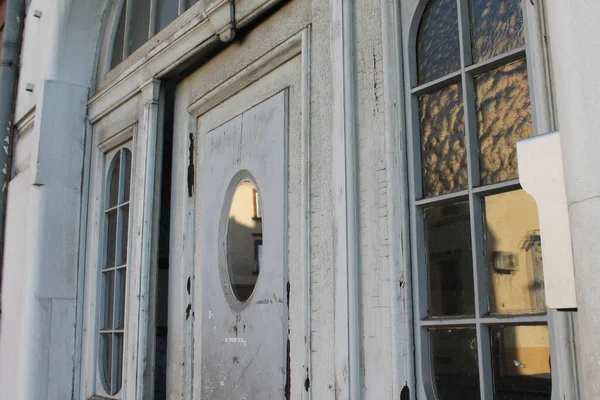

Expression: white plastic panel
xmin=517 ymin=131 xmax=577 ymax=310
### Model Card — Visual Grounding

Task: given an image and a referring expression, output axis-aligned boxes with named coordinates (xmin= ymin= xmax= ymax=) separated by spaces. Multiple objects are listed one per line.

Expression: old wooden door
xmin=197 ymin=91 xmax=288 ymax=399
xmin=169 ymin=29 xmax=308 ymax=399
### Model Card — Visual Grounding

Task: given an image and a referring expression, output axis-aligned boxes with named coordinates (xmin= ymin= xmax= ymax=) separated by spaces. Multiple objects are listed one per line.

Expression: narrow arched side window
xmin=408 ymin=0 xmax=552 ymax=399
xmin=109 ymin=0 xmax=199 ymax=69
xmin=99 ymin=147 xmax=132 ymax=397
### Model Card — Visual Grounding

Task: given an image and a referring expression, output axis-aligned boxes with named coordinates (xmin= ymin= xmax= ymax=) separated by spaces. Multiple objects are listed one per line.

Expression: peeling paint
xmin=187 ymin=133 xmax=194 ymax=197
xmin=401 ymin=383 xmax=410 ymax=400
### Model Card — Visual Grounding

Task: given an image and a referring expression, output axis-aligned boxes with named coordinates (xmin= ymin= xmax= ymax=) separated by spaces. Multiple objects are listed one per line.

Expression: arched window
xmin=110 ymin=0 xmax=198 ymax=69
xmin=99 ymin=147 xmax=132 ymax=397
xmin=409 ymin=0 xmax=551 ymax=398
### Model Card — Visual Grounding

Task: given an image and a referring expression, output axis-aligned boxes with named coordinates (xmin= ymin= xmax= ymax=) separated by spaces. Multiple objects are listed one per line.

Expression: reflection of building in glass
xmin=227 ymin=181 xmax=263 ymax=301
xmin=485 ymin=189 xmax=546 ymax=315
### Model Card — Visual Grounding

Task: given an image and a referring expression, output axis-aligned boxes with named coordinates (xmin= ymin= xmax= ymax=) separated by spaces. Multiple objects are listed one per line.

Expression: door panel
xmin=200 ymin=91 xmax=287 ymax=399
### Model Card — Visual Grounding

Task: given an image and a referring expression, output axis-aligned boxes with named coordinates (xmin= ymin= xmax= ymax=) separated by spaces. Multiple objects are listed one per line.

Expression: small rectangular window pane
xmin=417 ymin=0 xmax=461 ymax=84
xmin=101 ymin=333 xmax=113 ymax=391
xmin=108 ymin=153 xmax=121 ymax=208
xmin=475 ymin=59 xmax=532 ymax=185
xmin=129 ymin=0 xmax=151 ymax=54
xmin=156 ymin=0 xmax=178 ymax=31
xmin=424 ymin=202 xmax=475 ymax=317
xmin=102 ymin=271 xmax=115 ymax=329
xmin=122 ymin=149 xmax=132 ymax=203
xmin=110 ymin=3 xmax=126 ymax=68
xmin=431 ymin=328 xmax=481 ymax=399
xmin=484 ymin=190 xmax=546 ymax=314
xmin=114 ymin=333 xmax=125 ymax=394
xmin=105 ymin=210 xmax=118 ymax=269
xmin=116 ymin=268 xmax=127 ymax=329
xmin=419 ymin=83 xmax=467 ymax=198
xmin=490 ymin=325 xmax=552 ymax=400
xmin=118 ymin=206 xmax=129 ymax=266
xmin=469 ymin=0 xmax=525 ymax=64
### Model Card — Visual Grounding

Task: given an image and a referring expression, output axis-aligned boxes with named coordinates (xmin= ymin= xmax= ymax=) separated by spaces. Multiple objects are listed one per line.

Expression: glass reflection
xmin=101 ymin=333 xmax=112 ymax=393
xmin=156 ymin=0 xmax=179 ymax=31
xmin=424 ymin=202 xmax=475 ymax=317
xmin=484 ymin=190 xmax=546 ymax=315
xmin=431 ymin=328 xmax=480 ymax=399
xmin=417 ymin=0 xmax=461 ymax=84
xmin=227 ymin=181 xmax=262 ymax=302
xmin=129 ymin=0 xmax=151 ymax=53
xmin=108 ymin=152 xmax=121 ymax=208
xmin=110 ymin=3 xmax=126 ymax=68
xmin=419 ymin=83 xmax=467 ymax=198
xmin=491 ymin=325 xmax=552 ymax=400
xmin=469 ymin=0 xmax=525 ymax=63
xmin=106 ymin=211 xmax=117 ymax=269
xmin=475 ymin=59 xmax=532 ymax=185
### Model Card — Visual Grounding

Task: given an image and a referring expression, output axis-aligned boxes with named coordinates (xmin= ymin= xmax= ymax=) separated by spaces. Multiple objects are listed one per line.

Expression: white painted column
xmin=0 ymin=80 xmax=88 ymax=400
xmin=545 ymin=2 xmax=600 ymax=397
xmin=132 ymin=79 xmax=162 ymax=400
xmin=330 ymin=0 xmax=363 ymax=398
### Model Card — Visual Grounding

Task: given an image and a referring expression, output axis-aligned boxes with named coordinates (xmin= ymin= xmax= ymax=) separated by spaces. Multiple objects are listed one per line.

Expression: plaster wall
xmin=545 ymin=1 xmax=600 ymax=398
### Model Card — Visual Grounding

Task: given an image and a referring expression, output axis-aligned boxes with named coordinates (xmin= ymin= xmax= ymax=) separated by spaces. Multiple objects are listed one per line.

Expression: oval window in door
xmin=227 ymin=181 xmax=262 ymax=302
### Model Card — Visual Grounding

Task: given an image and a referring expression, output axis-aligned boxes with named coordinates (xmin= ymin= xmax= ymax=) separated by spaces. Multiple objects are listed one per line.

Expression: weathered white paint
xmin=1 ymin=0 xmax=589 ymax=399
xmin=0 ymin=80 xmax=88 ymax=400
xmin=198 ymin=92 xmax=287 ymax=399
xmin=174 ymin=23 xmax=311 ymax=398
xmin=518 ymin=131 xmax=577 ymax=310
xmin=379 ymin=0 xmax=415 ymax=397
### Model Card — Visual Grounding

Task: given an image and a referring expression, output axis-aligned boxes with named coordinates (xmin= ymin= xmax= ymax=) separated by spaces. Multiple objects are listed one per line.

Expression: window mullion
xmin=149 ymin=0 xmax=158 ymax=38
xmin=179 ymin=0 xmax=186 ymax=15
xmin=476 ymin=322 xmax=494 ymax=399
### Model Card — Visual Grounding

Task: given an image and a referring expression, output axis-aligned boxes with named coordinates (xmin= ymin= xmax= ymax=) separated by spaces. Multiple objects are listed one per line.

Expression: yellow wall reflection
xmin=227 ymin=181 xmax=262 ymax=301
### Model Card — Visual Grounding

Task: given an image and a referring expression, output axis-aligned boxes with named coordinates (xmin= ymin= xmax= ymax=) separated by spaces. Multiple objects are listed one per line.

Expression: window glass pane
xmin=122 ymin=149 xmax=132 ymax=203
xmin=114 ymin=333 xmax=124 ymax=394
xmin=102 ymin=271 xmax=115 ymax=329
xmin=116 ymin=268 xmax=127 ymax=329
xmin=129 ymin=0 xmax=151 ymax=54
xmin=156 ymin=0 xmax=179 ymax=31
xmin=469 ymin=0 xmax=525 ymax=63
xmin=431 ymin=328 xmax=481 ymax=399
xmin=491 ymin=325 xmax=552 ymax=400
xmin=484 ymin=190 xmax=546 ymax=314
xmin=110 ymin=2 xmax=126 ymax=68
xmin=100 ymin=333 xmax=113 ymax=394
xmin=227 ymin=181 xmax=262 ymax=302
xmin=118 ymin=206 xmax=129 ymax=266
xmin=417 ymin=0 xmax=461 ymax=84
xmin=424 ymin=202 xmax=475 ymax=317
xmin=105 ymin=210 xmax=118 ymax=269
xmin=187 ymin=0 xmax=198 ymax=9
xmin=475 ymin=59 xmax=532 ymax=185
xmin=419 ymin=83 xmax=467 ymax=198
xmin=108 ymin=153 xmax=121 ymax=208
